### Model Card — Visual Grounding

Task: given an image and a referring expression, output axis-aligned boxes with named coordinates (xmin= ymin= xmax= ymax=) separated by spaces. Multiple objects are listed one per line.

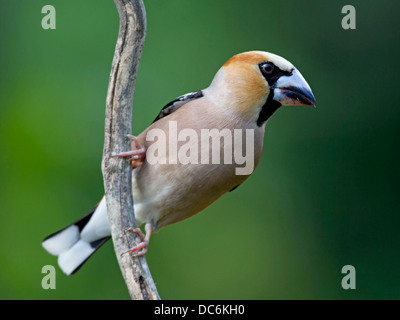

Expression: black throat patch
xmin=256 ymin=90 xmax=281 ymax=127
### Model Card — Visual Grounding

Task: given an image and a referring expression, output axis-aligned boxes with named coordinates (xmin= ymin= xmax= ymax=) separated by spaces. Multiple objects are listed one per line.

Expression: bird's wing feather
xmin=152 ymin=90 xmax=203 ymax=123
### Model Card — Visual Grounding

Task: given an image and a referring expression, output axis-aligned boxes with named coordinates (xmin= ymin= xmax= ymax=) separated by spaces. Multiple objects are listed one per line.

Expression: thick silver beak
xmin=273 ymin=69 xmax=316 ymax=107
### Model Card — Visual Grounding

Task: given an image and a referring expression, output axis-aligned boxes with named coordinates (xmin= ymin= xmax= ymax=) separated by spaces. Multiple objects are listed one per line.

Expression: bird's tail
xmin=42 ymin=199 xmax=111 ymax=276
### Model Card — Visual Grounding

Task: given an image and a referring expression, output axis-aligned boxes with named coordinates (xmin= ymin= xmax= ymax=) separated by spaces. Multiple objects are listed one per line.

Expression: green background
xmin=0 ymin=0 xmax=399 ymax=299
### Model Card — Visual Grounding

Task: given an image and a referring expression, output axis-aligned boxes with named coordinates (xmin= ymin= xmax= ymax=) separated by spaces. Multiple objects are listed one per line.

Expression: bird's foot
xmin=112 ymin=135 xmax=146 ymax=167
xmin=121 ymin=224 xmax=152 ymax=257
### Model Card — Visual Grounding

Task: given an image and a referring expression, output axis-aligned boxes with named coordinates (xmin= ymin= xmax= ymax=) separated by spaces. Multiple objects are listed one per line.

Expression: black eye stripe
xmin=258 ymin=62 xmax=292 ymax=87
xmin=255 ymin=62 xmax=293 ymax=127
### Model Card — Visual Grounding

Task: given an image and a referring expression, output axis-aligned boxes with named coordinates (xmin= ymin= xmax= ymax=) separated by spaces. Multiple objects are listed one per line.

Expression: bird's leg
xmin=112 ymin=134 xmax=146 ymax=167
xmin=121 ymin=223 xmax=153 ymax=257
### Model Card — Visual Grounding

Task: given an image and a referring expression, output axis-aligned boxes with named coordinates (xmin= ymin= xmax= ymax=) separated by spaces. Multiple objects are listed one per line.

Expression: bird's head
xmin=204 ymin=51 xmax=316 ymax=126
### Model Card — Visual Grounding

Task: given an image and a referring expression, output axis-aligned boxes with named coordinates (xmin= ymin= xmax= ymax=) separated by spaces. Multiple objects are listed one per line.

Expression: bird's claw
xmin=120 ymin=224 xmax=152 ymax=257
xmin=111 ymin=135 xmax=146 ymax=167
xmin=120 ymin=241 xmax=149 ymax=257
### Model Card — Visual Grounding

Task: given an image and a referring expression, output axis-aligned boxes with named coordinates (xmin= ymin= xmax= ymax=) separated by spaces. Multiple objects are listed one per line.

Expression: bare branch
xmin=101 ymin=0 xmax=160 ymax=300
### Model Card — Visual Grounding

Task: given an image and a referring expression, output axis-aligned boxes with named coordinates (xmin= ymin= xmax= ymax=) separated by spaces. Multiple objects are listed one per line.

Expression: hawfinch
xmin=42 ymin=51 xmax=316 ymax=275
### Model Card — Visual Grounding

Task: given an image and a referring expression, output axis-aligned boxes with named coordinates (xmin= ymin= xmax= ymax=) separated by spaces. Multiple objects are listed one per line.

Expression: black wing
xmin=152 ymin=90 xmax=203 ymax=123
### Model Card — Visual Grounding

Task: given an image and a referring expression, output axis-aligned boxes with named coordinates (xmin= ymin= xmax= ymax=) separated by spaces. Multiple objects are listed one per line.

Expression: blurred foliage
xmin=0 ymin=0 xmax=399 ymax=299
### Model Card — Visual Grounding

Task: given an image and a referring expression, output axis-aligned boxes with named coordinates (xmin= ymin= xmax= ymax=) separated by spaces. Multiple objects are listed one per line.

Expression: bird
xmin=42 ymin=51 xmax=316 ymax=275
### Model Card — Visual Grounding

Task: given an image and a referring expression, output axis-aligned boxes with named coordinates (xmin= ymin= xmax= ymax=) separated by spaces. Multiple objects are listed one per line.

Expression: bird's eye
xmin=261 ymin=62 xmax=275 ymax=75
